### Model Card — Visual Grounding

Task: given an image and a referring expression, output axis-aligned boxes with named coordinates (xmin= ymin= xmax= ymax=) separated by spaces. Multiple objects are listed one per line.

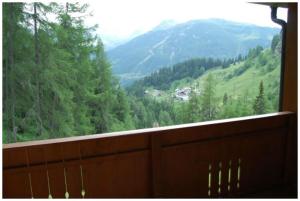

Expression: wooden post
xmin=281 ymin=3 xmax=297 ymax=196
xmin=150 ymin=133 xmax=163 ymax=198
xmin=282 ymin=3 xmax=297 ymax=112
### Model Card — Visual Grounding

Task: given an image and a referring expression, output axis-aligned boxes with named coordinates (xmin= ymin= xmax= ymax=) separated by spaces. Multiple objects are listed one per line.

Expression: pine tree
xmin=7 ymin=3 xmax=17 ymax=142
xmin=32 ymin=2 xmax=47 ymax=136
xmin=223 ymin=93 xmax=228 ymax=105
xmin=3 ymin=3 xmax=28 ymax=142
xmin=200 ymin=74 xmax=218 ymax=121
xmin=3 ymin=2 xmax=136 ymax=142
xmin=253 ymin=81 xmax=266 ymax=114
xmin=187 ymin=91 xmax=201 ymax=122
xmin=89 ymin=40 xmax=115 ymax=133
xmin=158 ymin=111 xmax=173 ymax=126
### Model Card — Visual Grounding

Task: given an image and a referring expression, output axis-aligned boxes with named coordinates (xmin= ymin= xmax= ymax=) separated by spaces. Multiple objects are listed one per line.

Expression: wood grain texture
xmin=282 ymin=3 xmax=297 ymax=112
xmin=3 ymin=112 xmax=295 ymax=198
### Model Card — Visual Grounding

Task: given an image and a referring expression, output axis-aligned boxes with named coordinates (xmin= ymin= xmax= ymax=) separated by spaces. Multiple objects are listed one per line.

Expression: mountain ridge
xmin=107 ymin=18 xmax=280 ymax=85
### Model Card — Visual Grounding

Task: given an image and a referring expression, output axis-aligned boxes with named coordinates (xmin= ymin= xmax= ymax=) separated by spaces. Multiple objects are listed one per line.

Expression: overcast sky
xmin=83 ymin=0 xmax=288 ymax=39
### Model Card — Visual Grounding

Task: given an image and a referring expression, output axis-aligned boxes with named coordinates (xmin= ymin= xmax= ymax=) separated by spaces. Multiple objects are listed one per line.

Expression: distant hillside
xmin=128 ymin=42 xmax=281 ymax=112
xmin=128 ymin=54 xmax=244 ymax=93
xmin=123 ymin=35 xmax=282 ymax=128
xmin=108 ymin=19 xmax=280 ymax=85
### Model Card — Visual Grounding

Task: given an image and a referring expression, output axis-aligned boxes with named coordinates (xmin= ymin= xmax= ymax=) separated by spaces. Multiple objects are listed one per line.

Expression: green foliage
xmin=158 ymin=111 xmax=173 ymax=126
xmin=232 ymin=60 xmax=252 ymax=76
xmin=271 ymin=34 xmax=281 ymax=53
xmin=186 ymin=92 xmax=202 ymax=122
xmin=199 ymin=74 xmax=218 ymax=121
xmin=253 ymin=81 xmax=266 ymax=114
xmin=129 ymin=42 xmax=280 ymax=125
xmin=2 ymin=3 xmax=282 ymax=144
xmin=223 ymin=93 xmax=228 ymax=105
xmin=128 ymin=57 xmax=238 ymax=94
xmin=247 ymin=45 xmax=264 ymax=59
xmin=3 ymin=2 xmax=134 ymax=143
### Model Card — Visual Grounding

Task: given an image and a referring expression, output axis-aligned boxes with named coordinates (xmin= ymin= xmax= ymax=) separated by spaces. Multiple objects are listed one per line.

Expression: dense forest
xmin=2 ymin=2 xmax=282 ymax=143
xmin=129 ymin=54 xmax=250 ymax=93
xmin=3 ymin=2 xmax=135 ymax=143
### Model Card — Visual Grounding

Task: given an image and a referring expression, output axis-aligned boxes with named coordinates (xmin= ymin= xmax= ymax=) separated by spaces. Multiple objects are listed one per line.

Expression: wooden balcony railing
xmin=3 ymin=112 xmax=296 ymax=198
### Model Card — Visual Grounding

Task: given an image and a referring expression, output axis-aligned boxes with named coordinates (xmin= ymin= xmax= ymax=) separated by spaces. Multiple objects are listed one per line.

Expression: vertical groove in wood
xmin=218 ymin=162 xmax=222 ymax=195
xmin=150 ymin=133 xmax=163 ymax=198
xmin=227 ymin=160 xmax=232 ymax=194
xmin=208 ymin=163 xmax=212 ymax=197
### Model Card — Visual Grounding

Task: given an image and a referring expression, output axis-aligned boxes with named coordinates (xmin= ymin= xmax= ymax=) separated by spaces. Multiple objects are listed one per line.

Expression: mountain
xmin=107 ymin=19 xmax=280 ymax=85
xmin=101 ymin=30 xmax=145 ymax=50
xmin=101 ymin=35 xmax=129 ymax=50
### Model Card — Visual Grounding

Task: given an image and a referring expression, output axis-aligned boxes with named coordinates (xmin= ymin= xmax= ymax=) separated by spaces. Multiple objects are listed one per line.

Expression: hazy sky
xmin=83 ymin=0 xmax=288 ymax=39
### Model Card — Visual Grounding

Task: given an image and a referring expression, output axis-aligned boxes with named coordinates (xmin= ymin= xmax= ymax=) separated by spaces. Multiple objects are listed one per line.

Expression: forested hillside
xmin=129 ymin=53 xmax=247 ymax=92
xmin=2 ymin=3 xmax=134 ymax=143
xmin=2 ymin=2 xmax=282 ymax=144
xmin=127 ymin=34 xmax=281 ymax=125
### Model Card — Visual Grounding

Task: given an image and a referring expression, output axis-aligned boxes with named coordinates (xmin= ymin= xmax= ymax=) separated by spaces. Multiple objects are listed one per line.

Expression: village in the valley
xmin=144 ymin=85 xmax=201 ymax=101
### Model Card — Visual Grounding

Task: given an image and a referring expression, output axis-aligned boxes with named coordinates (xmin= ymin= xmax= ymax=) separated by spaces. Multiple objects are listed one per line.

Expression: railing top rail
xmin=3 ymin=112 xmax=294 ymax=150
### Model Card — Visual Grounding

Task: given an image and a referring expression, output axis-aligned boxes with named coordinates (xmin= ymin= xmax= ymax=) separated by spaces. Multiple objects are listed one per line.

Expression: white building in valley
xmin=175 ymin=87 xmax=191 ymax=101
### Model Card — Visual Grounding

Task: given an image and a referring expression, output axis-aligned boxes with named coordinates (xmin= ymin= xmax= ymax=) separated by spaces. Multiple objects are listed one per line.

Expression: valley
xmin=138 ymin=48 xmax=280 ymax=104
xmin=126 ymin=41 xmax=281 ymax=127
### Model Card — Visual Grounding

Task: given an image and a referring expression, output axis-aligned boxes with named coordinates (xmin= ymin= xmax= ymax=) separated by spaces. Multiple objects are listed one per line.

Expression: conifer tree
xmin=3 ymin=3 xmax=28 ymax=142
xmin=158 ymin=111 xmax=173 ymax=126
xmin=3 ymin=2 xmax=136 ymax=142
xmin=253 ymin=81 xmax=266 ymax=114
xmin=223 ymin=93 xmax=228 ymax=105
xmin=187 ymin=91 xmax=201 ymax=122
xmin=200 ymin=74 xmax=218 ymax=121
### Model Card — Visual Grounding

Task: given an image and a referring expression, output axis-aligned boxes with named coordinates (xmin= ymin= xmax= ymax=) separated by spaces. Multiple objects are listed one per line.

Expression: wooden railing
xmin=3 ymin=112 xmax=296 ymax=198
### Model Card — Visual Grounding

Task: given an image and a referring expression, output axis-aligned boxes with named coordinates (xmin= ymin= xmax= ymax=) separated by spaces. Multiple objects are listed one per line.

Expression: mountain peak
xmin=152 ymin=20 xmax=179 ymax=31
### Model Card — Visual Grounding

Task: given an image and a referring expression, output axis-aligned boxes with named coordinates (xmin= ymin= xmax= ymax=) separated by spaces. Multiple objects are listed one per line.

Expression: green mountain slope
xmin=128 ymin=44 xmax=281 ymax=119
xmin=197 ymin=49 xmax=280 ymax=105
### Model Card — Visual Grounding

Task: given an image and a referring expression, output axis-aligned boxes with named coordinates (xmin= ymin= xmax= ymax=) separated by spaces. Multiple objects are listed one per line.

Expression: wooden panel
xmin=162 ymin=140 xmax=219 ymax=197
xmin=236 ymin=130 xmax=286 ymax=195
xmin=3 ymin=112 xmax=294 ymax=198
xmin=3 ymin=171 xmax=31 ymax=198
xmin=161 ymin=113 xmax=290 ymax=147
xmin=3 ymin=147 xmax=27 ymax=168
xmin=3 ymin=132 xmax=150 ymax=169
xmin=150 ymin=133 xmax=163 ymax=197
xmin=161 ymin=128 xmax=287 ymax=198
xmin=3 ymin=150 xmax=150 ymax=198
xmin=82 ymin=151 xmax=150 ymax=198
xmin=218 ymin=136 xmax=241 ymax=197
xmin=30 ymin=169 xmax=49 ymax=198
xmin=283 ymin=113 xmax=297 ymax=187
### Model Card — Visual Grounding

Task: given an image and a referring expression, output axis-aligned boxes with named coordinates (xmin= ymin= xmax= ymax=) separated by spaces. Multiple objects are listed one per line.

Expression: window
xmin=2 ymin=1 xmax=288 ymax=143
